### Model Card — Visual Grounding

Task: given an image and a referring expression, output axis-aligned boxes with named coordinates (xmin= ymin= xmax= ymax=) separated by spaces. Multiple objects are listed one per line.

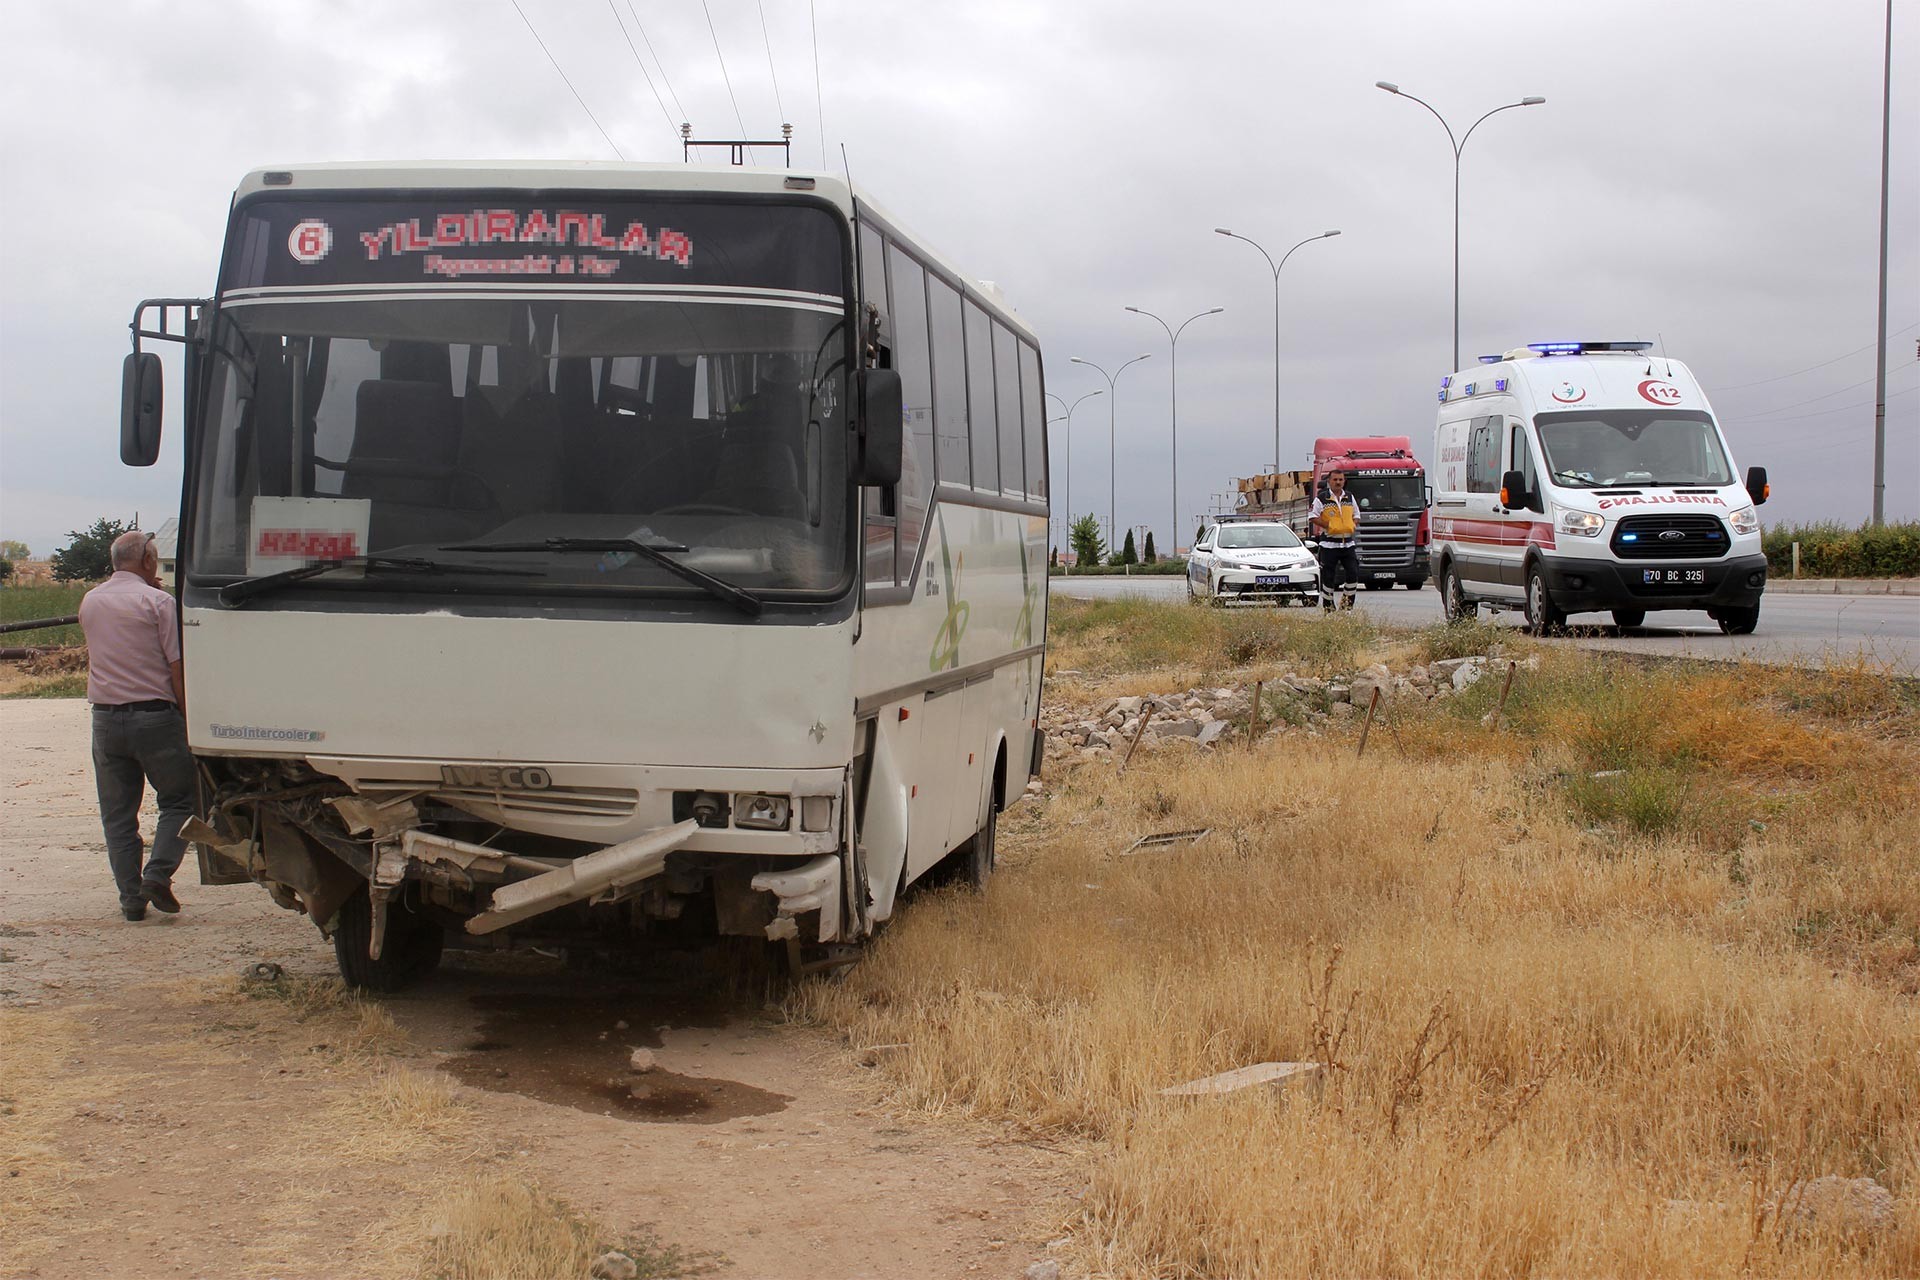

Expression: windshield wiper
xmin=1550 ymin=470 xmax=1599 ymax=488
xmin=442 ymin=538 xmax=763 ymax=617
xmin=219 ymin=555 xmax=539 ymax=607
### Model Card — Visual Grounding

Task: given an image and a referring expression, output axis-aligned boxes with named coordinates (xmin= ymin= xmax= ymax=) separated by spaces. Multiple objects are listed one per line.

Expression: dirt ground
xmin=0 ymin=698 xmax=1078 ymax=1279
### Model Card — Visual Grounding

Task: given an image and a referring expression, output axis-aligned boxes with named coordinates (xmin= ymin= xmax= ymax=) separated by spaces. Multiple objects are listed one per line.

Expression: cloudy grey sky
xmin=2 ymin=0 xmax=1913 ymax=555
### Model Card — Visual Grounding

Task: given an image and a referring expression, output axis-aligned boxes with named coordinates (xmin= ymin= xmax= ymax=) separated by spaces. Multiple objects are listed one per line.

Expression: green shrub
xmin=1762 ymin=520 xmax=1920 ymax=578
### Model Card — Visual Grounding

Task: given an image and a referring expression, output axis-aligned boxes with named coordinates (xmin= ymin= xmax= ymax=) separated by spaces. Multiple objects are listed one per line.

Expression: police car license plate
xmin=1255 ymin=575 xmax=1284 ymax=586
xmin=1643 ymin=568 xmax=1706 ymax=585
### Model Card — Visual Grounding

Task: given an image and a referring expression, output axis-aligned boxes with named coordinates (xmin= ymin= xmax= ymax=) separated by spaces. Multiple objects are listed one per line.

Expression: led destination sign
xmin=221 ymin=197 xmax=845 ymax=297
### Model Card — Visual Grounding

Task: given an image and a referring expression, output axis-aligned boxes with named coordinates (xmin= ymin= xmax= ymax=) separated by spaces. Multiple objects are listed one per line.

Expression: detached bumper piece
xmin=751 ymin=854 xmax=843 ymax=943
xmin=463 ymin=818 xmax=699 ymax=935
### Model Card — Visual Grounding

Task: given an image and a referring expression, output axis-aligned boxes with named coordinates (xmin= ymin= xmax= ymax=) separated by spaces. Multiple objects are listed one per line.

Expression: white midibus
xmin=119 ymin=163 xmax=1049 ymax=988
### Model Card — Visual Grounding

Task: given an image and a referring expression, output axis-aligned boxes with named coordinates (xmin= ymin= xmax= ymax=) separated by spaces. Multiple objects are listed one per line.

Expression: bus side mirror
xmin=1499 ymin=469 xmax=1527 ymax=510
xmin=856 ymin=368 xmax=902 ymax=488
xmin=120 ymin=352 xmax=164 ymax=466
xmin=1745 ymin=465 xmax=1769 ymax=506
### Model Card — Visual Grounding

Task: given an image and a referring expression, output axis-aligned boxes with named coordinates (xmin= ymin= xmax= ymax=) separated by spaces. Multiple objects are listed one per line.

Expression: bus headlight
xmin=734 ymin=793 xmax=792 ymax=830
xmin=1728 ymin=505 xmax=1759 ymax=536
xmin=1555 ymin=505 xmax=1604 ymax=538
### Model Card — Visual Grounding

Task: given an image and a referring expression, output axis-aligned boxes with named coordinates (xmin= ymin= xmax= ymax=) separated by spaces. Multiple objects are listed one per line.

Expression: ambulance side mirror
xmin=120 ymin=352 xmax=164 ymax=467
xmin=1499 ymin=469 xmax=1528 ymax=511
xmin=1745 ymin=465 xmax=1769 ymax=506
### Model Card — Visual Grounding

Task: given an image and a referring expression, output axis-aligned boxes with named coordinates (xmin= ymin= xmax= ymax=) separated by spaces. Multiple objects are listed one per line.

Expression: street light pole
xmin=1126 ymin=306 xmax=1223 ymax=556
xmin=1375 ymin=81 xmax=1544 ymax=371
xmin=1069 ymin=353 xmax=1152 ymax=556
xmin=1871 ymin=0 xmax=1892 ymax=525
xmin=1214 ymin=227 xmax=1341 ymax=473
xmin=1045 ymin=388 xmax=1103 ymax=569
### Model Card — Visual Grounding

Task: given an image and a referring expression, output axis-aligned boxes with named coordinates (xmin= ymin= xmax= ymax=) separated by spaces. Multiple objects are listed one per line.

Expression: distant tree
xmin=1050 ymin=545 xmax=1058 ymax=568
xmin=1143 ymin=530 xmax=1158 ymax=564
xmin=0 ymin=558 xmax=12 ymax=584
xmin=1117 ymin=529 xmax=1139 ymax=566
xmin=50 ymin=517 xmax=130 ymax=582
xmin=0 ymin=539 xmax=29 ymax=563
xmin=1068 ymin=514 xmax=1105 ymax=571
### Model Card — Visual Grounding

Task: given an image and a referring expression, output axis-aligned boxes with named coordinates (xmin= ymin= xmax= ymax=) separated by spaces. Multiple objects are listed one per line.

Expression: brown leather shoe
xmin=143 ymin=881 xmax=182 ymax=914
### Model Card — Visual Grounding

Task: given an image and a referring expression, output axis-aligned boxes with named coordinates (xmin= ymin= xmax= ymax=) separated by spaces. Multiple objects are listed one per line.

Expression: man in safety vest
xmin=1309 ymin=469 xmax=1361 ymax=611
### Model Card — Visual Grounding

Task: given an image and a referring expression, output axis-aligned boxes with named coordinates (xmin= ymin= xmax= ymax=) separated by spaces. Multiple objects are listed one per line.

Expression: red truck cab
xmin=1311 ymin=436 xmax=1430 ymax=589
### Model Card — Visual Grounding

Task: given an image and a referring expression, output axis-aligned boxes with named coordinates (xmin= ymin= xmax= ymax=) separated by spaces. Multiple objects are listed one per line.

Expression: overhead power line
xmin=758 ymin=0 xmax=787 ymax=124
xmin=624 ymin=0 xmax=690 ymax=125
xmin=702 ymin=0 xmax=751 ymax=158
xmin=1736 ymin=358 xmax=1917 ymax=421
xmin=511 ymin=0 xmax=627 ymax=160
xmin=1709 ymin=320 xmax=1918 ymax=394
xmin=810 ymin=0 xmax=826 ymax=167
xmin=605 ymin=0 xmax=679 ymax=138
xmin=1723 ymin=382 xmax=1917 ymax=431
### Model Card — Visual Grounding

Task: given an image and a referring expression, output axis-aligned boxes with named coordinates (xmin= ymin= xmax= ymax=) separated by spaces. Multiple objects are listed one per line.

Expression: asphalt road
xmin=1049 ymin=575 xmax=1920 ymax=672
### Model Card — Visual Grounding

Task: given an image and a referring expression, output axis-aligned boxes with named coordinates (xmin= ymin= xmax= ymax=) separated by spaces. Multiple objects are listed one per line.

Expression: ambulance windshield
xmin=1534 ymin=410 xmax=1734 ymax=489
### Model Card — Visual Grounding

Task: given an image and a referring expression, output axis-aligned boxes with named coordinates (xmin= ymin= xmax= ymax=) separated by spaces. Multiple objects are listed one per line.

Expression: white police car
xmin=1187 ymin=517 xmax=1321 ymax=605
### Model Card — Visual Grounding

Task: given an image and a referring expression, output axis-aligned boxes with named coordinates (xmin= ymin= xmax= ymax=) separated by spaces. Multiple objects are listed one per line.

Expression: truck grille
xmin=1610 ymin=514 xmax=1729 ymax=560
xmin=1356 ymin=516 xmax=1416 ymax=569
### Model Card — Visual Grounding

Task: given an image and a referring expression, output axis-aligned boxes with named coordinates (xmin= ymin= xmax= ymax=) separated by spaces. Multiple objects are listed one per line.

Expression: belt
xmin=92 ymin=700 xmax=178 ymax=712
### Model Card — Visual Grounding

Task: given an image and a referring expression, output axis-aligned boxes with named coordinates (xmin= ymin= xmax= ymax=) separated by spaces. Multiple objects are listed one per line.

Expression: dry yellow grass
xmin=392 ymin=1173 xmax=706 ymax=1280
xmin=802 ymin=610 xmax=1920 ymax=1277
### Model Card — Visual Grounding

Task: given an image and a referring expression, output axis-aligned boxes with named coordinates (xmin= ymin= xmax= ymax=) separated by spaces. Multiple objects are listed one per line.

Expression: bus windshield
xmin=1534 ymin=409 xmax=1734 ymax=489
xmin=190 ymin=198 xmax=852 ymax=599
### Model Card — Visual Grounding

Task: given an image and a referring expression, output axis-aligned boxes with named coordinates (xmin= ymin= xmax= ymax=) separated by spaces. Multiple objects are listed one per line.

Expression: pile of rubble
xmin=1045 ymin=655 xmax=1528 ymax=760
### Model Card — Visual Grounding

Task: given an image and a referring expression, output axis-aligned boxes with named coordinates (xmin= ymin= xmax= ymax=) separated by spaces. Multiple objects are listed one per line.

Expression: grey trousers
xmin=90 ymin=705 xmax=197 ymax=912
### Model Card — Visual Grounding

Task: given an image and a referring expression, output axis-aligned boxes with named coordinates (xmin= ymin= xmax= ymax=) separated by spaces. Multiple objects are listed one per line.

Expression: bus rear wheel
xmin=958 ymin=804 xmax=996 ymax=892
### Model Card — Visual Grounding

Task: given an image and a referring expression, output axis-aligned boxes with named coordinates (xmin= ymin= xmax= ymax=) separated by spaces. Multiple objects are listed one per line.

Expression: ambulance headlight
xmin=1555 ymin=505 xmax=1605 ymax=538
xmin=1728 ymin=505 xmax=1760 ymax=536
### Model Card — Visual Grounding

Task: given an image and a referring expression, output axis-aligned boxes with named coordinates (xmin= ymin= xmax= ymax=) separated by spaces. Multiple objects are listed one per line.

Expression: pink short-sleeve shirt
xmin=78 ymin=571 xmax=181 ymax=705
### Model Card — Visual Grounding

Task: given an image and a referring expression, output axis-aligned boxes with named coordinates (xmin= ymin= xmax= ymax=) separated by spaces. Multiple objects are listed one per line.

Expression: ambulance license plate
xmin=1255 ymin=575 xmax=1283 ymax=586
xmin=1643 ymin=568 xmax=1706 ymax=585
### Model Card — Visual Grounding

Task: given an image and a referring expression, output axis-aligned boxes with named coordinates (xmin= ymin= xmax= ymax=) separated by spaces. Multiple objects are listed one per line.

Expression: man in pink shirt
xmin=78 ymin=530 xmax=196 ymax=921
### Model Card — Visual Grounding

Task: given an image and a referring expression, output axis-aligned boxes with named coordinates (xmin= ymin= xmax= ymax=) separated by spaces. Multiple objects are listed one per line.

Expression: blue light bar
xmin=1530 ymin=342 xmax=1584 ymax=355
xmin=1477 ymin=355 xmax=1501 ymax=364
xmin=1494 ymin=378 xmax=1509 ymax=392
xmin=1440 ymin=375 xmax=1453 ymax=388
xmin=1436 ymin=389 xmax=1447 ymax=402
xmin=1621 ymin=533 xmax=1639 ymax=542
xmin=1463 ymin=382 xmax=1477 ymax=396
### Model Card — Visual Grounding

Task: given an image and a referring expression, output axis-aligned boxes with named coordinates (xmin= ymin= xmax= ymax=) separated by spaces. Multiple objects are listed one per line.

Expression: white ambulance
xmin=1429 ymin=341 xmax=1770 ymax=634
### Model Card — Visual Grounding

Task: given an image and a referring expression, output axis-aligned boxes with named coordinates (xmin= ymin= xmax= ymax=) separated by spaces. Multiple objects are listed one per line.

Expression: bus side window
xmin=928 ymin=274 xmax=969 ymax=486
xmin=1018 ymin=341 xmax=1045 ymax=499
xmin=992 ymin=322 xmax=1023 ymax=495
xmin=858 ymin=219 xmax=896 ymax=588
xmin=963 ymin=300 xmax=998 ymax=492
xmin=887 ymin=244 xmax=934 ymax=583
